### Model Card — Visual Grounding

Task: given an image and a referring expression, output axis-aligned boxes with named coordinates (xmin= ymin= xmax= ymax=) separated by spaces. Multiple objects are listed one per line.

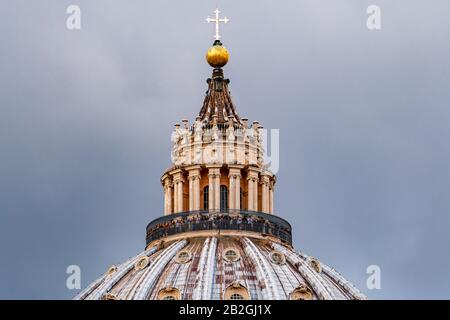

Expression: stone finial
xmin=228 ymin=115 xmax=234 ymax=126
xmin=212 ymin=114 xmax=218 ymax=126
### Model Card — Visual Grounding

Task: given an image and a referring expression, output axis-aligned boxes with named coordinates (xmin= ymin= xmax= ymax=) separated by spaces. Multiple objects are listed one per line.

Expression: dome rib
xmin=134 ymin=240 xmax=187 ymax=300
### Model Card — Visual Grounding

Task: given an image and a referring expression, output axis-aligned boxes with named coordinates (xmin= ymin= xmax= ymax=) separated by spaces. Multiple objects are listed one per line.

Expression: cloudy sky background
xmin=1 ymin=0 xmax=449 ymax=299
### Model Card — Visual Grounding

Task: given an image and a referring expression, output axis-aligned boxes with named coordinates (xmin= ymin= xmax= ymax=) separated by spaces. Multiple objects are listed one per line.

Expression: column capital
xmin=247 ymin=171 xmax=259 ymax=181
xmin=187 ymin=166 xmax=201 ymax=180
xmin=172 ymin=171 xmax=184 ymax=184
xmin=188 ymin=175 xmax=200 ymax=181
xmin=207 ymin=165 xmax=221 ymax=178
xmin=260 ymin=175 xmax=270 ymax=186
xmin=269 ymin=180 xmax=275 ymax=189
xmin=228 ymin=165 xmax=243 ymax=178
xmin=228 ymin=172 xmax=241 ymax=179
xmin=161 ymin=174 xmax=173 ymax=187
xmin=164 ymin=179 xmax=173 ymax=188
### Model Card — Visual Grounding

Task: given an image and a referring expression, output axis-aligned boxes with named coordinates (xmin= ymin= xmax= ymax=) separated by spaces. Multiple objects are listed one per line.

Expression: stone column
xmin=215 ymin=171 xmax=220 ymax=211
xmin=261 ymin=174 xmax=271 ymax=213
xmin=261 ymin=182 xmax=268 ymax=213
xmin=229 ymin=166 xmax=243 ymax=210
xmin=269 ymin=183 xmax=274 ymax=214
xmin=188 ymin=175 xmax=194 ymax=211
xmin=194 ymin=177 xmax=200 ymax=210
xmin=208 ymin=170 xmax=215 ymax=211
xmin=235 ymin=174 xmax=241 ymax=210
xmin=162 ymin=175 xmax=173 ymax=215
xmin=253 ymin=177 xmax=258 ymax=211
xmin=178 ymin=179 xmax=184 ymax=212
xmin=173 ymin=180 xmax=178 ymax=213
xmin=207 ymin=166 xmax=221 ymax=211
xmin=247 ymin=177 xmax=254 ymax=211
xmin=228 ymin=173 xmax=235 ymax=210
xmin=187 ymin=166 xmax=201 ymax=211
xmin=168 ymin=184 xmax=173 ymax=214
xmin=248 ymin=168 xmax=260 ymax=211
xmin=172 ymin=170 xmax=184 ymax=213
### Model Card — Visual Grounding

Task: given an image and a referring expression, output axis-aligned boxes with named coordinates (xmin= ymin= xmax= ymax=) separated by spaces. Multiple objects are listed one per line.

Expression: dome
xmin=75 ymin=233 xmax=366 ymax=300
xmin=206 ymin=40 xmax=229 ymax=68
xmin=75 ymin=10 xmax=367 ymax=301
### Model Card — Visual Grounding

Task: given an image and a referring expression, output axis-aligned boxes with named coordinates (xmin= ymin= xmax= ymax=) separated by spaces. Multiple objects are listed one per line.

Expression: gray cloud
xmin=0 ymin=0 xmax=449 ymax=299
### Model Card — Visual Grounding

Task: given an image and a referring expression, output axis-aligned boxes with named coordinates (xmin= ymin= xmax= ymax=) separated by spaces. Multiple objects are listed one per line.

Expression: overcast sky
xmin=1 ymin=0 xmax=449 ymax=299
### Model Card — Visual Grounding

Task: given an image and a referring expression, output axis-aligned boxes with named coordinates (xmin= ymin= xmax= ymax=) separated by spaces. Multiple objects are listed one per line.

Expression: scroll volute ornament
xmin=157 ymin=240 xmax=166 ymax=251
xmin=102 ymin=293 xmax=119 ymax=300
xmin=308 ymin=257 xmax=322 ymax=273
xmin=106 ymin=265 xmax=117 ymax=276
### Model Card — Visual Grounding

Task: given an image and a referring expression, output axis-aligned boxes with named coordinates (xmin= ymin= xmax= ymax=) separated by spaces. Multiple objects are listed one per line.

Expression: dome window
xmin=157 ymin=287 xmax=180 ymax=300
xmin=229 ymin=293 xmax=244 ymax=300
xmin=223 ymin=248 xmax=240 ymax=262
xmin=290 ymin=285 xmax=313 ymax=300
xmin=224 ymin=281 xmax=250 ymax=300
xmin=269 ymin=251 xmax=286 ymax=265
xmin=175 ymin=250 xmax=192 ymax=264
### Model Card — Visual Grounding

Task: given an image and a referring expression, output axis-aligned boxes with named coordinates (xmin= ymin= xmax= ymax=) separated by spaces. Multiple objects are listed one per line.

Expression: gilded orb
xmin=206 ymin=43 xmax=229 ymax=68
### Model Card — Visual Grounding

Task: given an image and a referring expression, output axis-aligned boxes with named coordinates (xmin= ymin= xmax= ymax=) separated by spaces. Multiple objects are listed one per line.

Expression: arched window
xmin=203 ymin=186 xmax=209 ymax=210
xmin=175 ymin=250 xmax=192 ymax=264
xmin=289 ymin=286 xmax=313 ymax=300
xmin=157 ymin=287 xmax=181 ymax=300
xmin=240 ymin=188 xmax=243 ymax=210
xmin=223 ymin=248 xmax=240 ymax=262
xmin=220 ymin=185 xmax=228 ymax=212
xmin=224 ymin=282 xmax=250 ymax=300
